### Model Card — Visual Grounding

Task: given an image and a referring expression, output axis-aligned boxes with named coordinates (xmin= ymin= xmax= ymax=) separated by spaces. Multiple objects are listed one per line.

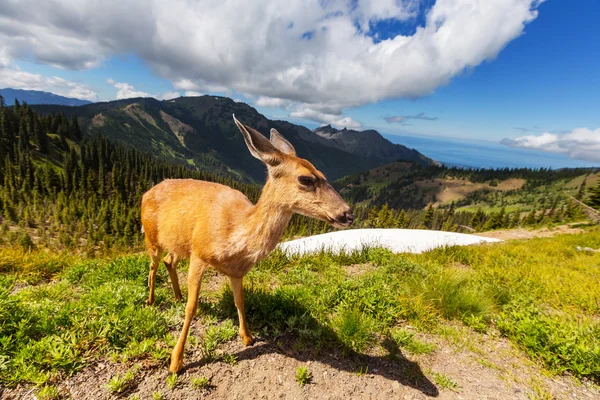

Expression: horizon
xmin=1 ymin=0 xmax=599 ymax=165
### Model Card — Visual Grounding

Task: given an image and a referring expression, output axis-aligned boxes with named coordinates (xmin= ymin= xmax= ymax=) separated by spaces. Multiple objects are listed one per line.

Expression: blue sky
xmin=1 ymin=0 xmax=599 ymax=164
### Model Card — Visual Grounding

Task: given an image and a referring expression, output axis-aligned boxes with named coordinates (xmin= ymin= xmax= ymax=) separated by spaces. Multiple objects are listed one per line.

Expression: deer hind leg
xmin=229 ymin=276 xmax=254 ymax=346
xmin=163 ymin=253 xmax=182 ymax=301
xmin=146 ymin=247 xmax=162 ymax=306
xmin=170 ymin=255 xmax=206 ymax=373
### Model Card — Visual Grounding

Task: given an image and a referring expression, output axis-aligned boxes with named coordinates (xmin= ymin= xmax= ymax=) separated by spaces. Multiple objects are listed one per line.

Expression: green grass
xmin=1 ymin=229 xmax=599 ymax=388
xmin=106 ymin=367 xmax=138 ymax=394
xmin=166 ymin=373 xmax=178 ymax=390
xmin=432 ymin=372 xmax=459 ymax=391
xmin=223 ymin=353 xmax=237 ymax=365
xmin=391 ymin=329 xmax=436 ymax=355
xmin=191 ymin=376 xmax=210 ymax=389
xmin=295 ymin=366 xmax=312 ymax=386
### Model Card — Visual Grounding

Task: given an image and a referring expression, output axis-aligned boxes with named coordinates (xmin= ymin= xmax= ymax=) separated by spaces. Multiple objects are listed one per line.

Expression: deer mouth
xmin=329 ymin=217 xmax=352 ymax=229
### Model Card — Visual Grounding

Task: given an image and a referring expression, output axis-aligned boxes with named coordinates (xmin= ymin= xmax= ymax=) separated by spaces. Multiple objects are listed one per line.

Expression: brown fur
xmin=141 ymin=116 xmax=352 ymax=372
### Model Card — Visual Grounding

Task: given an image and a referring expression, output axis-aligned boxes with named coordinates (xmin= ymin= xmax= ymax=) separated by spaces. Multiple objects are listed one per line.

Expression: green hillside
xmin=335 ymin=160 xmax=599 ymax=212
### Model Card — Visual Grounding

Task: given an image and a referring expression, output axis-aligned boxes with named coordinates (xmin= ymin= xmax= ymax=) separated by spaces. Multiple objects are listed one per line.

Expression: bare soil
xmin=478 ymin=223 xmax=586 ymax=240
xmin=4 ymin=323 xmax=598 ymax=400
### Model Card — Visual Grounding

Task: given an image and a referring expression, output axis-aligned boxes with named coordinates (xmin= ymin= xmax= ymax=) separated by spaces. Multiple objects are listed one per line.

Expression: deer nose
xmin=338 ymin=210 xmax=354 ymax=225
xmin=345 ymin=211 xmax=355 ymax=225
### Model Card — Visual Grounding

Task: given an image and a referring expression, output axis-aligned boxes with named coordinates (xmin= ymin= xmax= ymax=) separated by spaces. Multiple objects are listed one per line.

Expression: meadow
xmin=1 ymin=228 xmax=599 ymax=398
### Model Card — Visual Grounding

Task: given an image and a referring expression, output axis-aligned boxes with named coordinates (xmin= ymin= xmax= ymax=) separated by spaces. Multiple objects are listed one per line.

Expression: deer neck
xmin=243 ymin=179 xmax=292 ymax=257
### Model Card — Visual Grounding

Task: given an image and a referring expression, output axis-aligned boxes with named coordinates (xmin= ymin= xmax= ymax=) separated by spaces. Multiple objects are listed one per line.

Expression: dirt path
xmin=477 ymin=223 xmax=587 ymax=240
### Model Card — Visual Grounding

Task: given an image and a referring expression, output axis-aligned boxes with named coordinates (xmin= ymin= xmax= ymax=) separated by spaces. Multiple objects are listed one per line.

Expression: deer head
xmin=233 ymin=115 xmax=354 ymax=228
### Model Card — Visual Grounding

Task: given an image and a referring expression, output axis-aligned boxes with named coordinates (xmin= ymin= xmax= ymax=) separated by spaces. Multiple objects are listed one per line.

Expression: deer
xmin=141 ymin=115 xmax=354 ymax=373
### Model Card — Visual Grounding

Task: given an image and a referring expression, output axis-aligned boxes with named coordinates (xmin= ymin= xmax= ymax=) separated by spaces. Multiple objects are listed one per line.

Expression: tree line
xmin=0 ymin=95 xmax=598 ymax=253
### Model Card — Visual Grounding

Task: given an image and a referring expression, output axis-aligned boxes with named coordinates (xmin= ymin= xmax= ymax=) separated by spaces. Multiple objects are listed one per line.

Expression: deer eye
xmin=298 ymin=175 xmax=315 ymax=186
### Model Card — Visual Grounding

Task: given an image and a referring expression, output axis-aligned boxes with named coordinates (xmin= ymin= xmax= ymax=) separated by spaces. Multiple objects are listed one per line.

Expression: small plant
xmin=333 ymin=307 xmax=375 ymax=353
xmin=432 ymin=372 xmax=459 ymax=391
xmin=166 ymin=373 xmax=178 ymax=389
xmin=295 ymin=366 xmax=312 ymax=386
xmin=191 ymin=376 xmax=210 ymax=389
xmin=106 ymin=368 xmax=137 ymax=394
xmin=223 ymin=353 xmax=237 ymax=365
xmin=201 ymin=320 xmax=238 ymax=360
xmin=391 ymin=329 xmax=436 ymax=355
xmin=355 ymin=365 xmax=369 ymax=376
xmin=152 ymin=392 xmax=164 ymax=400
xmin=37 ymin=385 xmax=60 ymax=400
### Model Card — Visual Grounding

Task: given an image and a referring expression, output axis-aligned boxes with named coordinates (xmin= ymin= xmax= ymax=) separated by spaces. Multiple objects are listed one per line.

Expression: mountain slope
xmin=0 ymin=88 xmax=92 ymax=106
xmin=32 ymin=96 xmax=434 ymax=182
xmin=314 ymin=125 xmax=436 ymax=167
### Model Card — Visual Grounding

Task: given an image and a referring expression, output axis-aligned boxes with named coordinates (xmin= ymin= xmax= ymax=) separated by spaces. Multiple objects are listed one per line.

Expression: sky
xmin=0 ymin=0 xmax=599 ymax=163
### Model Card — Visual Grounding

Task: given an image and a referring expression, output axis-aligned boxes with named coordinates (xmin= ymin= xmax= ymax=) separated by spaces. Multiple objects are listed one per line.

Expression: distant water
xmin=384 ymin=134 xmax=599 ymax=169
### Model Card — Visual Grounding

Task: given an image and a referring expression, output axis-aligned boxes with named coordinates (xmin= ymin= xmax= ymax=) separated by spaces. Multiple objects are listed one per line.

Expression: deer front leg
xmin=170 ymin=256 xmax=205 ymax=373
xmin=229 ymin=276 xmax=254 ymax=346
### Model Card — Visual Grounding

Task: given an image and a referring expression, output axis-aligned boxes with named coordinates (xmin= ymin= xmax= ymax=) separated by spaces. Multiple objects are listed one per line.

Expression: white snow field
xmin=278 ymin=229 xmax=501 ymax=255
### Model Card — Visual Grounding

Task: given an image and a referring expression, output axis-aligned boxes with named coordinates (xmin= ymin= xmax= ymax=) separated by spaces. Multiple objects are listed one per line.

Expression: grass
xmin=37 ymin=385 xmax=60 ymax=400
xmin=106 ymin=367 xmax=138 ymax=394
xmin=432 ymin=372 xmax=459 ymax=391
xmin=295 ymin=366 xmax=312 ymax=386
xmin=191 ymin=376 xmax=210 ymax=389
xmin=152 ymin=392 xmax=164 ymax=400
xmin=166 ymin=373 xmax=178 ymax=390
xmin=391 ymin=329 xmax=436 ymax=355
xmin=0 ymin=228 xmax=599 ymax=389
xmin=223 ymin=353 xmax=237 ymax=365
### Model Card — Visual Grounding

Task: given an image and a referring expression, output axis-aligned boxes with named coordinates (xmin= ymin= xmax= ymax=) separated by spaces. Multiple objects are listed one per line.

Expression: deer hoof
xmin=169 ymin=357 xmax=183 ymax=373
xmin=241 ymin=334 xmax=254 ymax=346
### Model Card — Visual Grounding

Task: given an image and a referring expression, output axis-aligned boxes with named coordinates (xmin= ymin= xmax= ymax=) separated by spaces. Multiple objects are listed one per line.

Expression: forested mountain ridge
xmin=335 ymin=160 xmax=600 ymax=212
xmin=31 ymin=96 xmax=435 ymax=183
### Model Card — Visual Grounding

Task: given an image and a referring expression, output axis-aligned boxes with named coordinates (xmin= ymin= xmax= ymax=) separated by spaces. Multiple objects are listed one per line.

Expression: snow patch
xmin=278 ymin=229 xmax=501 ymax=255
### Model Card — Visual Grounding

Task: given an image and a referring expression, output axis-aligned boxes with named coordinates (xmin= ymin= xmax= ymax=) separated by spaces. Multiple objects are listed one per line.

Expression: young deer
xmin=141 ymin=115 xmax=354 ymax=372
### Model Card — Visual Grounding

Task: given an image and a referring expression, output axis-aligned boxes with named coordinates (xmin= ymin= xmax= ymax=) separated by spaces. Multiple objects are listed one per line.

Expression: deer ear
xmin=269 ymin=128 xmax=296 ymax=156
xmin=233 ymin=115 xmax=281 ymax=166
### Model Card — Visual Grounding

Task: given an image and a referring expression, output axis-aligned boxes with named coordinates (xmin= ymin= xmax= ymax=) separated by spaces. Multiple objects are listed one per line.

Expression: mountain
xmin=314 ymin=125 xmax=437 ymax=167
xmin=31 ymin=96 xmax=434 ymax=182
xmin=0 ymin=88 xmax=92 ymax=106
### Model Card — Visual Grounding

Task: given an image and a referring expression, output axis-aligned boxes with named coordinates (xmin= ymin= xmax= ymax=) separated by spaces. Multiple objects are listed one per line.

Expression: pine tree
xmin=422 ymin=204 xmax=434 ymax=229
xmin=575 ymin=179 xmax=587 ymax=200
xmin=587 ymin=182 xmax=600 ymax=210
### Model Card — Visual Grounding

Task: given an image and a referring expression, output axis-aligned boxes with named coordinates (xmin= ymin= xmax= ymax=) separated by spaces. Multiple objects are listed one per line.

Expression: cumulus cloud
xmin=159 ymin=91 xmax=181 ymax=100
xmin=106 ymin=79 xmax=151 ymax=99
xmin=0 ymin=65 xmax=97 ymax=100
xmin=501 ymin=128 xmax=600 ymax=162
xmin=0 ymin=0 xmax=541 ymax=114
xmin=255 ymin=96 xmax=293 ymax=109
xmin=290 ymin=107 xmax=362 ymax=129
xmin=184 ymin=91 xmax=203 ymax=97
xmin=384 ymin=112 xmax=438 ymax=125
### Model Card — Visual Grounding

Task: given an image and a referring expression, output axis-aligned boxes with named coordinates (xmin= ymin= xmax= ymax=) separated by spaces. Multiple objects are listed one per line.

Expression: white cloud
xmin=159 ymin=91 xmax=181 ymax=100
xmin=501 ymin=128 xmax=600 ymax=162
xmin=184 ymin=91 xmax=203 ymax=97
xmin=0 ymin=65 xmax=97 ymax=100
xmin=0 ymin=0 xmax=541 ymax=111
xmin=290 ymin=107 xmax=362 ymax=129
xmin=255 ymin=96 xmax=293 ymax=109
xmin=106 ymin=80 xmax=151 ymax=99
